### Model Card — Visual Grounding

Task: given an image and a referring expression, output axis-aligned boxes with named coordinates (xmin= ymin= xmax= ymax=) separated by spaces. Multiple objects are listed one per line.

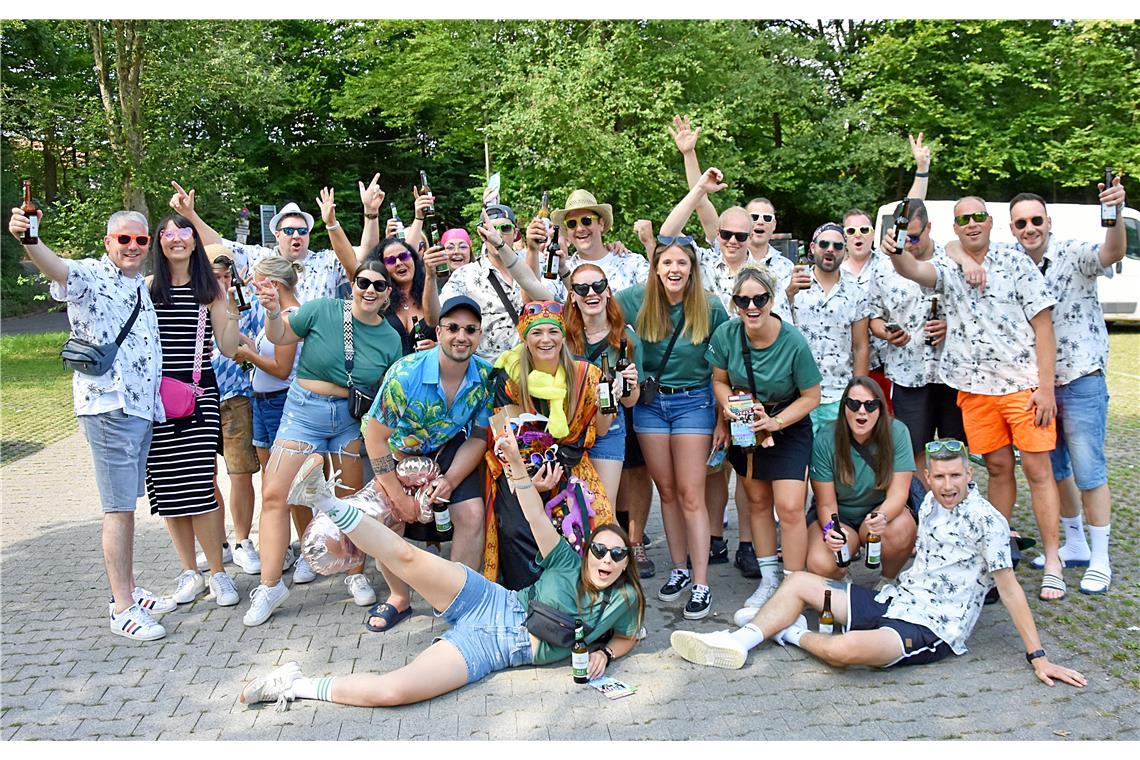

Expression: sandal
xmin=1039 ymin=573 xmax=1067 ymax=602
xmin=364 ymin=602 xmax=413 ymax=632
xmin=1079 ymin=568 xmax=1111 ymax=595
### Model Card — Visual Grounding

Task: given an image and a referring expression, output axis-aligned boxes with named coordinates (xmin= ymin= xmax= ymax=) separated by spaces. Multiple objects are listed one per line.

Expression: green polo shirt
xmin=810 ymin=418 xmax=916 ymax=524
xmin=289 ymin=298 xmax=403 ymax=388
xmin=706 ymin=318 xmax=822 ymax=403
xmin=615 ymin=284 xmax=728 ymax=389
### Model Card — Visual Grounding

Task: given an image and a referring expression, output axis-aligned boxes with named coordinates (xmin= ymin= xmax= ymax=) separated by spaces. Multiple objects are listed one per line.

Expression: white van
xmin=873 ymin=200 xmax=1140 ymax=322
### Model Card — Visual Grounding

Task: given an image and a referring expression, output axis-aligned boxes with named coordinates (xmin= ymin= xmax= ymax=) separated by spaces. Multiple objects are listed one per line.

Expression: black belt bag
xmin=524 ymin=588 xmax=613 ymax=648
xmin=61 ymin=288 xmax=142 ymax=376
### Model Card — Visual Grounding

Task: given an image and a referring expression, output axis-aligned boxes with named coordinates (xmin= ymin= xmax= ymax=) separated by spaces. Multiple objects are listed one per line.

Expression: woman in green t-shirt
xmin=240 ymin=424 xmax=645 ymax=708
xmin=808 ymin=377 xmax=917 ymax=582
xmin=707 ymin=266 xmax=821 ymax=611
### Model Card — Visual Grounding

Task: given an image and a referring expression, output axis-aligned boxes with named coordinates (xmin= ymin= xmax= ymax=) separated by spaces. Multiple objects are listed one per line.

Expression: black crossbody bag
xmin=60 ymin=288 xmax=142 ymax=376
xmin=525 ymin=587 xmax=613 ymax=648
xmin=638 ymin=315 xmax=685 ymax=406
xmin=343 ymin=300 xmax=378 ymax=420
xmin=487 ymin=270 xmax=520 ymax=325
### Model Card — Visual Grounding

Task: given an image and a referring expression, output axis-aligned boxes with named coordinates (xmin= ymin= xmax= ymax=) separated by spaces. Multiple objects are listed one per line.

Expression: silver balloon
xmin=396 ymin=456 xmax=440 ymax=488
xmin=301 ymin=512 xmax=364 ymax=576
xmin=340 ymin=481 xmax=399 ymax=528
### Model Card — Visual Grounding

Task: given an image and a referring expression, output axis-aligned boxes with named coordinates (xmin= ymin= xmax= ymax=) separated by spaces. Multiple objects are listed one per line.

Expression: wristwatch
xmin=1025 ymin=649 xmax=1046 ymax=664
xmin=364 ymin=212 xmax=379 ymax=219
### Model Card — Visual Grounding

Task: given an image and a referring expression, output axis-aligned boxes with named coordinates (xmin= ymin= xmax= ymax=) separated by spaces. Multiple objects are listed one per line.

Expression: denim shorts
xmin=273 ymin=384 xmax=361 ymax=456
xmin=846 ymin=583 xmax=952 ymax=667
xmin=591 ymin=412 xmax=627 ymax=461
xmin=1051 ymin=370 xmax=1109 ymax=490
xmin=810 ymin=400 xmax=841 ymax=438
xmin=252 ymin=390 xmax=289 ymax=449
xmin=633 ymin=384 xmax=715 ymax=436
xmin=78 ymin=408 xmax=153 ymax=513
xmin=435 ymin=567 xmax=534 ymax=684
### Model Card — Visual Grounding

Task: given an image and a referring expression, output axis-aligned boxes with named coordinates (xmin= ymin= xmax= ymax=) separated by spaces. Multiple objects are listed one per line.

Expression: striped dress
xmin=146 ymin=284 xmax=221 ymax=518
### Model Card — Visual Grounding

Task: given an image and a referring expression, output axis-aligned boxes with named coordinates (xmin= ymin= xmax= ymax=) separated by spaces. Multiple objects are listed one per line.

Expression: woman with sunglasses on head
xmin=707 ymin=266 xmax=822 ymax=611
xmin=241 ymin=423 xmax=644 ymax=708
xmin=806 ymin=376 xmax=917 ymax=584
xmin=145 ymin=214 xmax=242 ymax=608
xmin=483 ymin=300 xmax=617 ymax=590
xmin=242 ymin=230 xmax=403 ymax=626
xmin=615 ymin=236 xmax=729 ymax=620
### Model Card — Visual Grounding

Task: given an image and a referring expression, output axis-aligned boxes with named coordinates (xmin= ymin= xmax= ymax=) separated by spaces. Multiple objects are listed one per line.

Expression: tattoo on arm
xmin=371 ymin=453 xmax=395 ymax=475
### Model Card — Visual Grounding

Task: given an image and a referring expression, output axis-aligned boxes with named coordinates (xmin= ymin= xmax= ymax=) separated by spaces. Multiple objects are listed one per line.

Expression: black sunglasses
xmin=750 ymin=213 xmax=775 ymax=223
xmin=115 ymin=234 xmax=151 ymax=246
xmin=656 ymin=234 xmax=694 ymax=248
xmin=815 ymin=239 xmax=845 ymax=251
xmin=588 ymin=542 xmax=630 ymax=562
xmin=732 ymin=293 xmax=772 ymax=310
xmin=440 ymin=322 xmax=480 ymax=335
xmin=279 ymin=226 xmax=310 ymax=236
xmin=954 ymin=212 xmax=990 ymax=225
xmin=844 ymin=398 xmax=882 ymax=413
xmin=354 ymin=276 xmax=390 ymax=292
xmin=571 ymin=278 xmax=609 ymax=297
xmin=719 ymin=229 xmax=749 ymax=243
xmin=1013 ymin=216 xmax=1045 ymax=230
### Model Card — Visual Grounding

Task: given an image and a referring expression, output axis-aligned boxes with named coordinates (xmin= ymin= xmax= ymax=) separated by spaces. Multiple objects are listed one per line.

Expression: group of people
xmin=10 ymin=115 xmax=1119 ymax=708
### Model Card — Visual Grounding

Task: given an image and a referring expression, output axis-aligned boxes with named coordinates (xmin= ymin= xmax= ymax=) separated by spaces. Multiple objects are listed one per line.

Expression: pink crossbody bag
xmin=159 ymin=305 xmax=207 ymax=419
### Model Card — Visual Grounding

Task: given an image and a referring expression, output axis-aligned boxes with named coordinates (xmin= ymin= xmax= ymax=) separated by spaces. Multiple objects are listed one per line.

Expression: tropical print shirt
xmin=843 ymin=252 xmax=892 ymax=371
xmin=790 ymin=270 xmax=870 ymax=404
xmin=868 ymin=246 xmax=948 ymax=389
xmin=694 ymin=240 xmax=792 ymax=320
xmin=565 ymin=249 xmax=650 ymax=297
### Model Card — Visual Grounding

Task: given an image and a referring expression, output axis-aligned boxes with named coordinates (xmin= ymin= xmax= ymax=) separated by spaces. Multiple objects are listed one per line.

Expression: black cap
xmin=485 ymin=203 xmax=517 ymax=225
xmin=439 ymin=295 xmax=482 ymax=321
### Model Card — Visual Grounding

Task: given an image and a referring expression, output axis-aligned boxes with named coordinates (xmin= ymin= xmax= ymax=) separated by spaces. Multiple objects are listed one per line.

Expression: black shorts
xmin=402 ymin=432 xmax=484 ymax=543
xmin=891 ymin=382 xmax=966 ymax=453
xmin=845 ymin=583 xmax=953 ymax=667
xmin=727 ymin=414 xmax=812 ymax=482
xmin=622 ymin=404 xmax=645 ymax=469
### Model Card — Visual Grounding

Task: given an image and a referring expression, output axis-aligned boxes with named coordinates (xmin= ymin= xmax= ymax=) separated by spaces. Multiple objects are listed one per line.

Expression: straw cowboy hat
xmin=551 ymin=189 xmax=614 ymax=230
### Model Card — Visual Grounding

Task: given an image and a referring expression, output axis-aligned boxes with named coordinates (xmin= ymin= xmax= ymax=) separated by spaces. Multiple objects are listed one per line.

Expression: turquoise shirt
xmin=615 ymin=284 xmax=728 ymax=388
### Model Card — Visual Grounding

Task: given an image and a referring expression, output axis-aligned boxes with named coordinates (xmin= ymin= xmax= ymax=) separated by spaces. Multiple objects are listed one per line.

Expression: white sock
xmin=324 ymin=499 xmax=362 ymax=533
xmin=290 ymin=676 xmax=335 ymax=702
xmin=1088 ymin=524 xmax=1111 ymax=569
xmin=758 ymin=555 xmax=779 ymax=585
xmin=1060 ymin=515 xmax=1090 ymax=556
xmin=781 ymin=624 xmax=807 ymax=648
xmin=730 ymin=623 xmax=766 ymax=651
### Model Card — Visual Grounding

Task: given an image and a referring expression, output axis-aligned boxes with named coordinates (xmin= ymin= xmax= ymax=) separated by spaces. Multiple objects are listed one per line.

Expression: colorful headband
xmin=812 ymin=222 xmax=844 ymax=243
xmin=440 ymin=228 xmax=472 ymax=247
xmin=518 ymin=301 xmax=566 ymax=339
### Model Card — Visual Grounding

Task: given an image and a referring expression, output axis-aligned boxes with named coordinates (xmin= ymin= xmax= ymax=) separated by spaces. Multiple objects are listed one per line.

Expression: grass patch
xmin=0 ymin=330 xmax=76 ymax=465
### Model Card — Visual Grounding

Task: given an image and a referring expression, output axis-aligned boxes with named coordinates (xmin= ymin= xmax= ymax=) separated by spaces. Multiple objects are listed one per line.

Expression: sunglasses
xmin=527 ymin=445 xmax=560 ymax=473
xmin=564 ymin=215 xmax=598 ymax=230
xmin=719 ymin=229 xmax=749 ymax=243
xmin=524 ymin=302 xmax=564 ymax=315
xmin=732 ymin=293 xmax=772 ymax=310
xmin=491 ymin=221 xmax=516 ymax=234
xmin=571 ymin=279 xmax=609 ymax=297
xmin=354 ymin=276 xmax=389 ymax=292
xmin=1013 ymin=216 xmax=1045 ymax=230
xmin=750 ymin=213 xmax=775 ymax=223
xmin=815 ymin=239 xmax=845 ymax=251
xmin=954 ymin=212 xmax=990 ymax=226
xmin=279 ymin=226 xmax=310 ymax=236
xmin=440 ymin=322 xmax=480 ymax=335
xmin=844 ymin=225 xmax=873 ymax=236
xmin=925 ymin=438 xmax=966 ymax=454
xmin=588 ymin=542 xmax=630 ymax=562
xmin=906 ymin=234 xmax=922 ymax=244
xmin=383 ymin=251 xmax=413 ymax=266
xmin=113 ymin=234 xmax=151 ymax=246
xmin=160 ymin=227 xmax=195 ymax=241
xmin=844 ymin=398 xmax=882 ymax=413
xmin=656 ymin=234 xmax=694 ymax=248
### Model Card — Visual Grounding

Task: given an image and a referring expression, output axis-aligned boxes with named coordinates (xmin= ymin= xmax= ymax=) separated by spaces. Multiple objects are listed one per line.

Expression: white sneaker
xmin=233 ymin=539 xmax=262 ymax=575
xmin=670 ymin=629 xmax=748 ymax=669
xmin=345 ymin=574 xmax=376 ymax=606
xmin=281 ymin=544 xmax=297 ymax=573
xmin=210 ymin=571 xmax=240 ymax=607
xmin=172 ymin=569 xmax=207 ymax=604
xmin=733 ymin=606 xmax=761 ymax=628
xmin=110 ymin=603 xmax=167 ymax=641
xmin=240 ymin=661 xmax=303 ymax=711
xmin=132 ymin=586 xmax=177 ymax=614
xmin=196 ymin=542 xmax=233 ymax=570
xmin=287 ymin=454 xmax=341 ymax=509
xmin=243 ymin=581 xmax=290 ymax=626
xmin=772 ymin=614 xmax=809 ymax=647
xmin=292 ymin=555 xmax=317 ymax=584
xmin=745 ymin=578 xmax=780 ymax=609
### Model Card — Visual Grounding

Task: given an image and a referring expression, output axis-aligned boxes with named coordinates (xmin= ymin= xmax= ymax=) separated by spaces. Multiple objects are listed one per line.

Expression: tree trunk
xmin=43 ymin=125 xmax=59 ymax=203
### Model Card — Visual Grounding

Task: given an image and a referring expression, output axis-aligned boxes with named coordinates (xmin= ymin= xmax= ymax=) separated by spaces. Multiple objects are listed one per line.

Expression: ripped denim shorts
xmin=272 ymin=383 xmax=362 ymax=456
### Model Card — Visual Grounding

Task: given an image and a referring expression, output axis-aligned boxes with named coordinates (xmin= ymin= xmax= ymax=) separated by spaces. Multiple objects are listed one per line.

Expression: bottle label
xmin=819 ymin=622 xmax=834 ymax=635
xmin=1102 ymin=204 xmax=1118 ymax=221
xmin=839 ymin=544 xmax=851 ymax=564
xmin=571 ymin=651 xmax=588 ymax=676
xmin=867 ymin=541 xmax=881 ymax=564
xmin=26 ymin=215 xmax=39 ymax=237
xmin=434 ymin=507 xmax=452 ymax=533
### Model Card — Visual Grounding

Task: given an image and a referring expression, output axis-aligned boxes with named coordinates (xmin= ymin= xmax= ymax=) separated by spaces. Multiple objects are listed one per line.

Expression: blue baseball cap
xmin=439 ymin=295 xmax=482 ymax=321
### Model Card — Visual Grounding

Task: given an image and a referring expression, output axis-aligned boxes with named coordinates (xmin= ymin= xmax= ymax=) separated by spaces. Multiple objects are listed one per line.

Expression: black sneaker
xmin=643 ymin=532 xmax=653 ymax=548
xmin=734 ymin=544 xmax=762 ymax=579
xmin=683 ymin=584 xmax=712 ymax=620
xmin=631 ymin=544 xmax=656 ymax=579
xmin=658 ymin=568 xmax=692 ymax=601
xmin=709 ymin=536 xmax=729 ymax=565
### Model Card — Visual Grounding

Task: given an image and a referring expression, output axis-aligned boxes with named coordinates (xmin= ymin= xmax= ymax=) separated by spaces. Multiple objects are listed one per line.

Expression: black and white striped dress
xmin=146 ymin=285 xmax=221 ymax=518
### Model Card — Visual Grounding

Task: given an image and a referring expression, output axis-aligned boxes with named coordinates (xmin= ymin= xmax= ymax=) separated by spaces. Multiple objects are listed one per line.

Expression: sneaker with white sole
xmin=240 ymin=661 xmax=303 ymax=711
xmin=745 ymin=578 xmax=780 ymax=609
xmin=196 ymin=542 xmax=233 ymax=571
xmin=772 ymin=614 xmax=809 ymax=647
xmin=132 ymin=586 xmax=177 ymax=614
xmin=172 ymin=569 xmax=207 ymax=604
xmin=243 ymin=581 xmax=290 ymax=626
xmin=210 ymin=571 xmax=240 ymax=607
xmin=110 ymin=603 xmax=167 ymax=641
xmin=292 ymin=555 xmax=317 ymax=584
xmin=733 ymin=606 xmax=761 ymax=628
xmin=658 ymin=568 xmax=692 ymax=601
xmin=345 ymin=574 xmax=376 ymax=606
xmin=670 ymin=629 xmax=748 ymax=669
xmin=233 ymin=539 xmax=262 ymax=575
xmin=683 ymin=584 xmax=713 ymax=620
xmin=281 ymin=544 xmax=297 ymax=573
xmin=288 ymin=454 xmax=341 ymax=509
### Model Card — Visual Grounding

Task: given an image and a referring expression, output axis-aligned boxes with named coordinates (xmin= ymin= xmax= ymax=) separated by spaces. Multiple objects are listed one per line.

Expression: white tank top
xmin=252 ymin=308 xmax=301 ymax=393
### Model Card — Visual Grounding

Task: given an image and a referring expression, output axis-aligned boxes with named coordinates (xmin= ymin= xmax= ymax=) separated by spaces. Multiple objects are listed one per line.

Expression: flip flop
xmin=1039 ymin=573 xmax=1067 ymax=602
xmin=1079 ymin=568 xmax=1111 ymax=595
xmin=364 ymin=602 xmax=413 ymax=632
xmin=1030 ymin=553 xmax=1090 ymax=570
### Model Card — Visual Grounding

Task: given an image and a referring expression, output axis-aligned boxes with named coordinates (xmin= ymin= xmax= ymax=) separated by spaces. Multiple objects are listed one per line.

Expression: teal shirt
xmin=289 ymin=298 xmax=403 ymax=388
xmin=575 ymin=326 xmax=644 ymax=374
xmin=810 ymin=418 xmax=915 ymax=524
xmin=706 ymin=318 xmax=822 ymax=403
xmin=615 ymin=284 xmax=728 ymax=388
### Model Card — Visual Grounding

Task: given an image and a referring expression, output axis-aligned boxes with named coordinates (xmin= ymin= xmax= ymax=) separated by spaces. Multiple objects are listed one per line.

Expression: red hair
xmin=564 ymin=263 xmax=627 ymax=355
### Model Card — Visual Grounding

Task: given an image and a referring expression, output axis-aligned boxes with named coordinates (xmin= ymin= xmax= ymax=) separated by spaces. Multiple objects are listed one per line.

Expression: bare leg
xmin=619 ymin=466 xmax=652 ymax=544
xmin=105 ymin=512 xmax=136 ymax=613
xmin=332 ymin=442 xmax=366 ymax=577
xmin=594 ymin=459 xmax=623 ymax=510
xmin=797 ymin=628 xmax=904 ymax=668
xmin=330 ymin=639 xmax=470 ymax=706
xmin=735 ymin=476 xmax=753 ymax=543
xmin=912 ymin=448 xmax=929 ymax=489
xmin=705 ymin=466 xmax=729 ymax=538
xmin=260 ymin=443 xmax=314 ymax=586
xmin=229 ymin=472 xmax=256 ymax=543
xmin=449 ymin=497 xmax=485 ymax=570
xmin=1021 ymin=450 xmax=1062 ymax=594
xmin=742 ymin=478 xmax=777 ymax=558
xmin=192 ymin=510 xmax=227 ymax=575
xmin=806 ymin=520 xmax=858 ymax=579
xmin=672 ymin=434 xmax=713 ymax=586
xmin=165 ymin=516 xmax=199 ymax=572
xmin=983 ymin=445 xmax=1017 ymax=518
xmin=639 ymin=434 xmax=689 ymax=568
xmin=373 ymin=523 xmax=412 ymax=628
xmin=773 ymin=479 xmax=808 ymax=572
xmin=1080 ymin=482 xmax=1111 ymax=527
xmin=746 ymin=570 xmax=850 ymax=635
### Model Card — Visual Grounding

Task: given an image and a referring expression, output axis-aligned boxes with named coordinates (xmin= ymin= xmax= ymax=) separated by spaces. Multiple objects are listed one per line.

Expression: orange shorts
xmin=956 ymin=389 xmax=1056 ymax=456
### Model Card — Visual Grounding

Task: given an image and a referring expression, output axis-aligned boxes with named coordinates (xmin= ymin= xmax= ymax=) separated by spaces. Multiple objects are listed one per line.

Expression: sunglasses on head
xmin=925 ymin=438 xmax=966 ymax=454
xmin=564 ymin=214 xmax=598 ymax=230
xmin=354 ymin=276 xmax=389 ymax=292
xmin=844 ymin=225 xmax=873 ymax=236
xmin=750 ymin=213 xmax=775 ymax=223
xmin=279 ymin=226 xmax=310 ymax=236
xmin=440 ymin=322 xmax=480 ymax=335
xmin=160 ymin=227 xmax=195 ymax=241
xmin=815 ymin=239 xmax=845 ymax=251
xmin=844 ymin=397 xmax=882 ymax=413
xmin=588 ymin=542 xmax=630 ymax=562
xmin=113 ymin=234 xmax=151 ymax=246
xmin=571 ymin=278 xmax=609 ymax=297
xmin=732 ymin=293 xmax=772 ymax=310
xmin=383 ymin=251 xmax=413 ymax=266
xmin=656 ymin=234 xmax=694 ymax=248
xmin=1013 ymin=216 xmax=1045 ymax=230
xmin=954 ymin=212 xmax=990 ymax=225
xmin=719 ymin=229 xmax=749 ymax=243
xmin=524 ymin=302 xmax=564 ymax=315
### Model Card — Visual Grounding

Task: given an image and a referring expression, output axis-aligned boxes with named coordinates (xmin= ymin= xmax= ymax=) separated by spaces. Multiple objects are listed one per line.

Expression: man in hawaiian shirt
xmin=359 ymin=295 xmax=493 ymax=630
xmin=888 ymin=196 xmax=1067 ymax=601
xmin=9 ymin=206 xmax=174 ymax=642
xmin=671 ymin=441 xmax=1087 ymax=688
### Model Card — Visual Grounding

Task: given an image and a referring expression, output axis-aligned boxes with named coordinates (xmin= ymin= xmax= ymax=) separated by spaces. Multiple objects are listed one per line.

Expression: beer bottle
xmin=1101 ymin=167 xmax=1118 ymax=228
xmin=924 ymin=296 xmax=939 ymax=346
xmin=615 ymin=337 xmax=632 ymax=398
xmin=891 ymin=199 xmax=911 ymax=255
xmin=599 ymin=353 xmax=618 ymax=415
xmin=419 ymin=170 xmax=436 ymax=217
xmin=432 ymin=500 xmax=453 ymax=538
xmin=428 ymin=218 xmax=450 ymax=277
xmin=819 ymin=590 xmax=834 ymax=634
xmin=538 ymin=190 xmax=553 ymax=235
xmin=411 ymin=315 xmax=426 ymax=348
xmin=230 ymin=261 xmax=251 ymax=312
xmin=831 ymin=513 xmax=851 ymax=567
xmin=20 ymin=180 xmax=39 ymax=245
xmin=572 ymin=618 xmax=589 ymax=683
xmin=865 ymin=516 xmax=882 ymax=570
xmin=543 ymin=225 xmax=563 ymax=280
xmin=390 ymin=203 xmax=406 ymax=241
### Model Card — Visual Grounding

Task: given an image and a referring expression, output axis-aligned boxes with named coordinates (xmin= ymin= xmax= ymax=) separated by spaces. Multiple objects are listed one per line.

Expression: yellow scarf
xmin=495 ymin=345 xmax=570 ymax=438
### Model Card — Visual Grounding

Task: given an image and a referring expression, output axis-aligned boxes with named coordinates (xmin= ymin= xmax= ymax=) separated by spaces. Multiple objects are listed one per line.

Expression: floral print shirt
xmin=876 ymin=483 xmax=1012 ymax=655
xmin=790 ymin=270 xmax=870 ymax=404
xmin=868 ymin=246 xmax=948 ymax=389
xmin=931 ymin=245 xmax=1056 ymax=395
xmin=843 ymin=252 xmax=893 ymax=371
xmin=694 ymin=240 xmax=792 ymax=320
xmin=565 ymin=249 xmax=650 ymax=297
xmin=224 ymin=240 xmax=348 ymax=307
xmin=51 ymin=256 xmax=164 ymax=421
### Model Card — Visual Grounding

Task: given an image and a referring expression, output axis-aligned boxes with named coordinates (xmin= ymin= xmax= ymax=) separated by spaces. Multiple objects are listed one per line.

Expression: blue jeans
xmin=78 ymin=409 xmax=153 ymax=513
xmin=633 ymin=384 xmax=715 ymax=435
xmin=1051 ymin=370 xmax=1109 ymax=490
xmin=436 ymin=567 xmax=533 ymax=683
xmin=590 ymin=411 xmax=627 ymax=460
xmin=273 ymin=384 xmax=361 ymax=456
xmin=252 ymin=391 xmax=288 ymax=449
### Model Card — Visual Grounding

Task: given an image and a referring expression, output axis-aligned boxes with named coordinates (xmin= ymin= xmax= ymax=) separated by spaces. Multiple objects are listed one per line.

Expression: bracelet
xmin=602 ymin=645 xmax=615 ymax=664
xmin=266 ymin=309 xmax=282 ymax=320
xmin=915 ymin=171 xmax=929 ymax=177
xmin=415 ymin=214 xmax=425 ymax=221
xmin=773 ymin=415 xmax=784 ymax=430
xmin=326 ymin=222 xmax=341 ymax=231
xmin=513 ymin=480 xmax=534 ymax=490
xmin=226 ymin=311 xmax=240 ymax=320
xmin=1025 ymin=649 xmax=1046 ymax=664
xmin=364 ymin=213 xmax=379 ymax=220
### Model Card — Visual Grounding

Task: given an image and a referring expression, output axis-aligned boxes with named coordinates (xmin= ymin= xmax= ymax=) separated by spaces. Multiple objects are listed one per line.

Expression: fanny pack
xmin=638 ymin=314 xmax=686 ymax=406
xmin=524 ymin=587 xmax=613 ymax=648
xmin=60 ymin=288 xmax=142 ymax=376
xmin=343 ymin=300 xmax=377 ymax=420
xmin=159 ymin=305 xmax=207 ymax=419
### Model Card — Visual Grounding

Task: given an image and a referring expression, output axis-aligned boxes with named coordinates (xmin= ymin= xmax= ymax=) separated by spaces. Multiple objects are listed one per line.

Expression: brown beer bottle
xmin=924 ymin=296 xmax=939 ymax=346
xmin=572 ymin=619 xmax=589 ymax=683
xmin=891 ymin=199 xmax=911 ymax=254
xmin=543 ymin=225 xmax=563 ymax=280
xmin=21 ymin=180 xmax=39 ymax=245
xmin=831 ymin=513 xmax=851 ymax=567
xmin=419 ymin=170 xmax=436 ymax=217
xmin=1101 ymin=167 xmax=1118 ymax=228
xmin=819 ymin=590 xmax=834 ymax=634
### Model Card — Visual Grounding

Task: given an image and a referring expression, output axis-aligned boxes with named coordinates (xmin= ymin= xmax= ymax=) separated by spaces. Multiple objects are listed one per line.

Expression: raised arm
xmin=669 ymin=115 xmax=719 ymax=241
xmin=1098 ymin=175 xmax=1127 ymax=267
xmin=493 ymin=420 xmax=563 ymax=559
xmin=8 ymin=207 xmax=69 ymax=284
xmin=903 ymin=133 xmax=931 ymax=201
xmin=477 ymin=210 xmax=557 ymax=301
xmin=252 ymin=278 xmax=302 ymax=346
xmin=314 ymin=186 xmax=361 ymax=278
xmin=169 ymin=181 xmax=223 ymax=246
xmin=883 ymin=228 xmax=937 ymax=288
xmin=208 ymin=293 xmax=241 ymax=358
xmin=358 ymin=172 xmax=385 ymax=258
xmin=660 ymin=167 xmax=727 ymax=237
xmin=235 ymin=334 xmax=297 ymax=380
xmin=404 ymin=189 xmax=432 ymax=252
xmin=851 ymin=316 xmax=870 ymax=377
